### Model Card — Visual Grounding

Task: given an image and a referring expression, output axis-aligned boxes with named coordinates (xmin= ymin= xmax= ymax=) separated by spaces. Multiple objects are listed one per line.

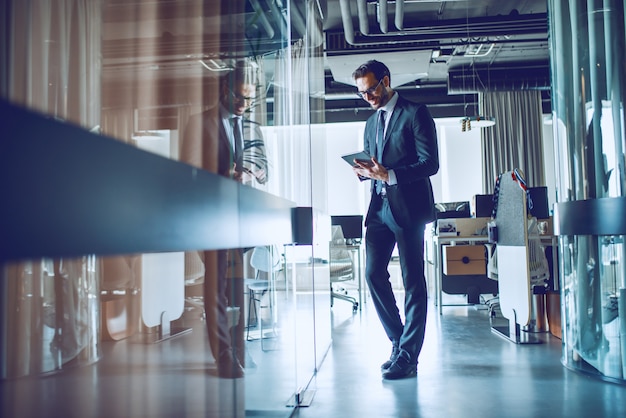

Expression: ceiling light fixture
xmin=459 ymin=6 xmax=495 ymax=132
xmin=460 ymin=115 xmax=496 ymax=131
xmin=465 ymin=43 xmax=495 ymax=58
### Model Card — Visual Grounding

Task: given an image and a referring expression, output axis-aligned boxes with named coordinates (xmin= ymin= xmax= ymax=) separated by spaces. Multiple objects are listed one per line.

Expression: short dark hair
xmin=352 ymin=60 xmax=391 ymax=83
xmin=221 ymin=61 xmax=254 ymax=88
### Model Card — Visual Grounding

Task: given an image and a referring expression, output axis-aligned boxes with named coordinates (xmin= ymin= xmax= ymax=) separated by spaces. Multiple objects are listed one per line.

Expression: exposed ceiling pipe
xmin=263 ymin=0 xmax=288 ymax=41
xmin=249 ymin=0 xmax=275 ymax=39
xmin=357 ymin=0 xmax=369 ymax=35
xmin=338 ymin=0 xmax=356 ymax=44
xmin=369 ymin=15 xmax=547 ymax=39
xmin=290 ymin=2 xmax=307 ymax=39
xmin=379 ymin=0 xmax=389 ymax=34
xmin=293 ymin=1 xmax=324 ymax=47
xmin=335 ymin=10 xmax=547 ymax=47
xmin=395 ymin=0 xmax=404 ymax=30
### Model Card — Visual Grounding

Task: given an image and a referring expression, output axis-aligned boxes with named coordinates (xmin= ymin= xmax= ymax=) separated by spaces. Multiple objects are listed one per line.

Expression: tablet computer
xmin=341 ymin=151 xmax=373 ymax=167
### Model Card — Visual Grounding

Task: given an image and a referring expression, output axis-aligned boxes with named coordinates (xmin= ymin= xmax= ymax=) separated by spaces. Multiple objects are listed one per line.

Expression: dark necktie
xmin=376 ymin=110 xmax=386 ymax=195
xmin=232 ymin=116 xmax=243 ymax=168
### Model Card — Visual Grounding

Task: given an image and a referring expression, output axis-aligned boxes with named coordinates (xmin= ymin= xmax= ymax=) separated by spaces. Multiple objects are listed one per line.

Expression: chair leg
xmin=259 ymin=293 xmax=265 ymax=350
xmin=246 ymin=288 xmax=256 ymax=341
xmin=259 ymin=290 xmax=274 ymax=351
xmin=246 ymin=287 xmax=276 ymax=350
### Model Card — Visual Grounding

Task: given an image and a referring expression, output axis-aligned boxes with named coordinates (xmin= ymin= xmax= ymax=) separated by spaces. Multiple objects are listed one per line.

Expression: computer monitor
xmin=472 ymin=194 xmax=495 ymax=218
xmin=528 ymin=186 xmax=550 ymax=219
xmin=435 ymin=201 xmax=471 ymax=219
xmin=331 ymin=215 xmax=364 ymax=241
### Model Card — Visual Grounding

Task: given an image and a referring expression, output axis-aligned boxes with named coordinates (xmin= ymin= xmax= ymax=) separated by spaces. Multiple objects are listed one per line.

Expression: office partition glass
xmin=1 ymin=0 xmax=327 ymax=416
xmin=0 ymin=0 xmax=103 ymax=380
xmin=548 ymin=0 xmax=626 ymax=383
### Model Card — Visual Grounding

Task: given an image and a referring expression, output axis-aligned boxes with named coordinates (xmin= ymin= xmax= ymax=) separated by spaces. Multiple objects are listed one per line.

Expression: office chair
xmin=485 ymin=218 xmax=550 ymax=287
xmin=330 ymin=225 xmax=359 ymax=312
xmin=245 ymin=245 xmax=281 ymax=350
xmin=527 ymin=217 xmax=550 ymax=288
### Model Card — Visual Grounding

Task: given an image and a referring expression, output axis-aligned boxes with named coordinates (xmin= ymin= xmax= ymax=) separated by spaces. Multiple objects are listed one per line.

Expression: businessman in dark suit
xmin=181 ymin=62 xmax=267 ymax=378
xmin=352 ymin=60 xmax=439 ymax=380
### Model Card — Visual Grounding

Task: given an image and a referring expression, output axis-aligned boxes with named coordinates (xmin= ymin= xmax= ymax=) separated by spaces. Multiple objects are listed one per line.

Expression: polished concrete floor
xmin=294 ymin=294 xmax=626 ymax=418
xmin=2 ymin=292 xmax=625 ymax=417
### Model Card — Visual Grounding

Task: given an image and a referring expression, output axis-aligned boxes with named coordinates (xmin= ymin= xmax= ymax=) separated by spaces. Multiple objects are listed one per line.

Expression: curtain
xmin=481 ymin=90 xmax=545 ymax=193
xmin=268 ymin=0 xmax=325 ymax=206
xmin=0 ymin=0 xmax=102 ymax=374
xmin=1 ymin=0 xmax=101 ymax=128
xmin=274 ymin=38 xmax=310 ymax=126
xmin=269 ymin=40 xmax=312 ymax=205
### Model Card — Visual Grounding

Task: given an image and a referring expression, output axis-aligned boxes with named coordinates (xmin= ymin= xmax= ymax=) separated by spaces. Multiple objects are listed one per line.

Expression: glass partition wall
xmin=0 ymin=0 xmax=103 ymax=381
xmin=1 ymin=1 xmax=328 ymax=416
xmin=549 ymin=0 xmax=626 ymax=383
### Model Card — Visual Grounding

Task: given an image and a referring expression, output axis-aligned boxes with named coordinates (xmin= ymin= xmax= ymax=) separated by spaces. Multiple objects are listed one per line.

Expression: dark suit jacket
xmin=181 ymin=107 xmax=268 ymax=185
xmin=181 ymin=107 xmax=234 ymax=178
xmin=364 ymin=95 xmax=439 ymax=227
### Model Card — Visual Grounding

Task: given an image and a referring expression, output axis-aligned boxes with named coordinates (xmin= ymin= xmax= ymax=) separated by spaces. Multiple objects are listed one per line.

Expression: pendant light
xmin=459 ymin=6 xmax=495 ymax=132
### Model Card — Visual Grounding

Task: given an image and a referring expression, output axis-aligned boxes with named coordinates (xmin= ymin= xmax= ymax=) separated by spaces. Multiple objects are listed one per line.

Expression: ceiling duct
xmin=354 ymin=0 xmax=404 ymax=35
xmin=249 ymin=0 xmax=275 ymax=39
xmin=447 ymin=63 xmax=551 ymax=93
xmin=395 ymin=0 xmax=404 ymax=30
xmin=357 ymin=0 xmax=369 ymax=35
xmin=339 ymin=0 xmax=356 ymax=44
xmin=335 ymin=3 xmax=547 ymax=47
xmin=379 ymin=0 xmax=388 ymax=33
xmin=290 ymin=1 xmax=307 ymax=39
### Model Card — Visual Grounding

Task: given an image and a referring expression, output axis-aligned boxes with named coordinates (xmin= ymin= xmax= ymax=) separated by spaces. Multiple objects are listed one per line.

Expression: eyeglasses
xmin=356 ymin=78 xmax=384 ymax=99
xmin=229 ymin=89 xmax=254 ymax=103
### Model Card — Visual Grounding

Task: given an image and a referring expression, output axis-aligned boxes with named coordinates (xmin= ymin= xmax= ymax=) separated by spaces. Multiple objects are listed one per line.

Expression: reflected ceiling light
xmin=198 ymin=59 xmax=230 ymax=72
xmin=132 ymin=131 xmax=162 ymax=141
xmin=464 ymin=43 xmax=495 ymax=58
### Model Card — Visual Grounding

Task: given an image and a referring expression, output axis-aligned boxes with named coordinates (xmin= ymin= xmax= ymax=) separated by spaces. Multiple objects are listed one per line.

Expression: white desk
xmin=433 ymin=234 xmax=558 ymax=315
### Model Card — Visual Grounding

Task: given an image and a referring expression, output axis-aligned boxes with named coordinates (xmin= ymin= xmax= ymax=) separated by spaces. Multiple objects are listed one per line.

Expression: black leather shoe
xmin=382 ymin=356 xmax=417 ymax=380
xmin=380 ymin=344 xmax=400 ymax=371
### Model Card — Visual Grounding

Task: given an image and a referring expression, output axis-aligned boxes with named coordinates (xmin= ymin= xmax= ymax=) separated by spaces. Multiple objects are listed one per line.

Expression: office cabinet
xmin=442 ymin=245 xmax=486 ymax=276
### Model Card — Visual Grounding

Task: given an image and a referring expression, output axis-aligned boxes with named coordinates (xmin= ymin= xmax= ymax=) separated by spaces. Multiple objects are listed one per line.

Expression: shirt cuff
xmin=386 ymin=169 xmax=397 ymax=185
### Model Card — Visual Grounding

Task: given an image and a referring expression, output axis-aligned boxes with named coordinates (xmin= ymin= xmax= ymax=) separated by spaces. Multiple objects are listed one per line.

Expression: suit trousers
xmin=203 ymin=248 xmax=245 ymax=366
xmin=364 ymin=194 xmax=428 ymax=365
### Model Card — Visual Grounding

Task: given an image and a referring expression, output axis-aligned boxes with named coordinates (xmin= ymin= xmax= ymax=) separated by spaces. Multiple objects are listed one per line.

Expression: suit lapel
xmin=218 ymin=116 xmax=236 ymax=165
xmin=380 ymin=99 xmax=403 ymax=158
xmin=367 ymin=116 xmax=377 ymax=156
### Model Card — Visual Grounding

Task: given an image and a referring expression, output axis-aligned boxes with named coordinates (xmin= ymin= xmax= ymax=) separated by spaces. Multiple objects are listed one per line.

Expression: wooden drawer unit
xmin=442 ymin=245 xmax=486 ymax=276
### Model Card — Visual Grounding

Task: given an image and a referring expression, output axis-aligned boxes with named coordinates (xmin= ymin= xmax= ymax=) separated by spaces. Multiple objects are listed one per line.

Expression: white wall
xmin=262 ymin=117 xmax=555 ymax=220
xmin=321 ymin=118 xmax=484 ymax=217
xmin=433 ymin=118 xmax=484 ymax=203
xmin=321 ymin=122 xmax=369 ymax=216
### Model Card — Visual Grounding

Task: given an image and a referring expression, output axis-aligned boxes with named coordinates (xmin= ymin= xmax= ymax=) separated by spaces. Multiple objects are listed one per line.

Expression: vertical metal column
xmin=549 ymin=0 xmax=626 ymax=384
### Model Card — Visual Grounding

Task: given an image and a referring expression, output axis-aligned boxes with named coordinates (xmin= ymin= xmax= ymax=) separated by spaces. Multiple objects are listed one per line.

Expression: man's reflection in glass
xmin=181 ymin=61 xmax=268 ymax=378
